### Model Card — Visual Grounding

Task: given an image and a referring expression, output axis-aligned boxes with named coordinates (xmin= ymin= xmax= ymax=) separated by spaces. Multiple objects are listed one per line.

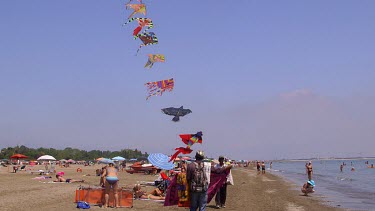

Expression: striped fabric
xmin=145 ymin=78 xmax=174 ymax=100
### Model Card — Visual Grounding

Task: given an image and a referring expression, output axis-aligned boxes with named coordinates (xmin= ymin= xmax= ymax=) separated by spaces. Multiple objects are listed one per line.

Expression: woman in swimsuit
xmin=133 ymin=184 xmax=165 ymax=200
xmin=102 ymin=162 xmax=119 ymax=208
xmin=261 ymin=161 xmax=266 ymax=174
xmin=54 ymin=175 xmax=84 ymax=183
xmin=306 ymin=161 xmax=313 ymax=180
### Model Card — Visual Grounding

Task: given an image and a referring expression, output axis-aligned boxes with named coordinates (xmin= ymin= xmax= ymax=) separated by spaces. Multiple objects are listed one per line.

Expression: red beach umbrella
xmin=10 ymin=154 xmax=28 ymax=159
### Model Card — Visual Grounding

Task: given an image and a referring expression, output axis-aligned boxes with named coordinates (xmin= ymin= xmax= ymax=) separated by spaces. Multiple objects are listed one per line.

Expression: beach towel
xmin=164 ymin=170 xmax=229 ymax=206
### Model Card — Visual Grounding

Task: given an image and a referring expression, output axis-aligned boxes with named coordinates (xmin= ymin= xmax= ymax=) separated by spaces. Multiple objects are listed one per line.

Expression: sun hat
xmin=307 ymin=180 xmax=315 ymax=187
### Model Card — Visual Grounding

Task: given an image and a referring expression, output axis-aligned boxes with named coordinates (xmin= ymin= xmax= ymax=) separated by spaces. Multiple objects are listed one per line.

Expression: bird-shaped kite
xmin=126 ymin=4 xmax=146 ymax=19
xmin=137 ymin=32 xmax=158 ymax=54
xmin=123 ymin=17 xmax=153 ymax=39
xmin=145 ymin=54 xmax=165 ymax=68
xmin=169 ymin=131 xmax=203 ymax=162
xmin=161 ymin=106 xmax=192 ymax=122
xmin=145 ymin=78 xmax=174 ymax=100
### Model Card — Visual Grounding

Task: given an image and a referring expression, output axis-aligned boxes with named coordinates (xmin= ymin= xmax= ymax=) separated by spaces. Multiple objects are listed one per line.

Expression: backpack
xmin=191 ymin=162 xmax=208 ymax=192
xmin=76 ymin=201 xmax=90 ymax=209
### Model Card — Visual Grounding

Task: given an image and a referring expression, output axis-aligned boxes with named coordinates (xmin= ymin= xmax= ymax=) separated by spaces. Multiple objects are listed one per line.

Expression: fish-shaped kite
xmin=126 ymin=4 xmax=146 ymax=19
xmin=145 ymin=54 xmax=165 ymax=68
xmin=123 ymin=17 xmax=153 ymax=39
xmin=145 ymin=78 xmax=174 ymax=100
xmin=161 ymin=106 xmax=192 ymax=122
xmin=137 ymin=32 xmax=158 ymax=54
xmin=170 ymin=131 xmax=203 ymax=162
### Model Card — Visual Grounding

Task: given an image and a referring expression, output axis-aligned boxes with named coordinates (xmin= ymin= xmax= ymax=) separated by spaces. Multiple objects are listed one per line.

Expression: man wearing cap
xmin=214 ymin=156 xmax=233 ymax=209
xmin=187 ymin=150 xmax=209 ymax=211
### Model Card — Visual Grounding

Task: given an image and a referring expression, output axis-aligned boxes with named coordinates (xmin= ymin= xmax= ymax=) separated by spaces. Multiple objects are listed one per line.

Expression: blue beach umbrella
xmin=98 ymin=158 xmax=113 ymax=164
xmin=112 ymin=156 xmax=126 ymax=161
xmin=147 ymin=153 xmax=174 ymax=170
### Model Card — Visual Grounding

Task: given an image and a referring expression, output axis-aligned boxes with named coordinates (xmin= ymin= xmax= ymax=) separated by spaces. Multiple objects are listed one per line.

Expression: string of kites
xmin=123 ymin=0 xmax=201 ymax=163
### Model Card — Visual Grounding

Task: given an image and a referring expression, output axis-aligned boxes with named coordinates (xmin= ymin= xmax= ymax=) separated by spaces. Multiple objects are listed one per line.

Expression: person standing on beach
xmin=306 ymin=161 xmax=313 ymax=180
xmin=261 ymin=161 xmax=266 ymax=174
xmin=256 ymin=161 xmax=261 ymax=175
xmin=340 ymin=164 xmax=343 ymax=172
xmin=187 ymin=150 xmax=208 ymax=211
xmin=102 ymin=162 xmax=119 ymax=208
xmin=214 ymin=156 xmax=233 ymax=209
xmin=270 ymin=162 xmax=273 ymax=169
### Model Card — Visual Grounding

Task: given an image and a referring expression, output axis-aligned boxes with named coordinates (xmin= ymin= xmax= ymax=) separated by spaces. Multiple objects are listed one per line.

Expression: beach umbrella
xmin=96 ymin=157 xmax=104 ymax=161
xmin=37 ymin=155 xmax=56 ymax=161
xmin=10 ymin=154 xmax=28 ymax=159
xmin=67 ymin=159 xmax=75 ymax=163
xmin=112 ymin=156 xmax=126 ymax=161
xmin=98 ymin=158 xmax=113 ymax=164
xmin=147 ymin=153 xmax=174 ymax=170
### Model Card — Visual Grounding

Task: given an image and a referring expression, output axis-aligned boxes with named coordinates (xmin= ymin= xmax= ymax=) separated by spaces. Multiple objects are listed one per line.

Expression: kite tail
xmin=133 ymin=26 xmax=142 ymax=37
xmin=144 ymin=60 xmax=153 ymax=68
xmin=136 ymin=44 xmax=144 ymax=55
xmin=169 ymin=147 xmax=193 ymax=162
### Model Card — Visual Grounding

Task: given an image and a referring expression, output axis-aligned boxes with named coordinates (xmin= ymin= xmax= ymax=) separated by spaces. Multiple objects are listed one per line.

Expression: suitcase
xmin=75 ymin=186 xmax=133 ymax=208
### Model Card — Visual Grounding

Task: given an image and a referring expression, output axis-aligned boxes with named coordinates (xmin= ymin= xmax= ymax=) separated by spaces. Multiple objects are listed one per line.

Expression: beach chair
xmin=46 ymin=167 xmax=56 ymax=175
xmin=27 ymin=169 xmax=45 ymax=175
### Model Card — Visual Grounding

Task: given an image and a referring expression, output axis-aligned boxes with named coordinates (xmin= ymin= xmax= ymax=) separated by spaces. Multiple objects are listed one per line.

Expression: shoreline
xmin=0 ymin=164 xmax=341 ymax=211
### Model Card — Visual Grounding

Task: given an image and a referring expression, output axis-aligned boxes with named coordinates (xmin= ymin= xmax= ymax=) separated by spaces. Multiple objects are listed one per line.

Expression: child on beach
xmin=301 ymin=180 xmax=315 ymax=196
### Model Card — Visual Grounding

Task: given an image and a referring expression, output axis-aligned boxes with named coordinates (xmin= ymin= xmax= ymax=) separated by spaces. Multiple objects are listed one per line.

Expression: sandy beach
xmin=0 ymin=164 xmax=341 ymax=211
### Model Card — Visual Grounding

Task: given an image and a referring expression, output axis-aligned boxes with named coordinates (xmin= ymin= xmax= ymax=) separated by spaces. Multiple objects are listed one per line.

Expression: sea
xmin=270 ymin=159 xmax=375 ymax=211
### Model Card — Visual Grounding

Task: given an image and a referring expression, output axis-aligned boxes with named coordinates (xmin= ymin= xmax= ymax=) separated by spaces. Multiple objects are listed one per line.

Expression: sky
xmin=0 ymin=0 xmax=374 ymax=160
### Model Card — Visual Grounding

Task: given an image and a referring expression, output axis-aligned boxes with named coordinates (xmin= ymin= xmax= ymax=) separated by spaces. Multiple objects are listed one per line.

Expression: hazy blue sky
xmin=1 ymin=1 xmax=374 ymax=160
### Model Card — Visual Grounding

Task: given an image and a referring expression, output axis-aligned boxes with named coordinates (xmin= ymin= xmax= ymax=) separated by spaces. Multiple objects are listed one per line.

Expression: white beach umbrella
xmin=37 ymin=155 xmax=56 ymax=161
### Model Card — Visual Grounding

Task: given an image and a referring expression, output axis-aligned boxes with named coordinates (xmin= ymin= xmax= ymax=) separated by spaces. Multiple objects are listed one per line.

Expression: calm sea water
xmin=270 ymin=159 xmax=375 ymax=211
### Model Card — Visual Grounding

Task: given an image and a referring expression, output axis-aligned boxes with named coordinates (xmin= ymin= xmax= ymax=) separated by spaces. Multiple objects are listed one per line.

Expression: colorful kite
xmin=145 ymin=78 xmax=174 ymax=100
xmin=137 ymin=32 xmax=158 ymax=54
xmin=127 ymin=0 xmax=142 ymax=4
xmin=169 ymin=131 xmax=203 ymax=161
xmin=126 ymin=4 xmax=146 ymax=19
xmin=145 ymin=54 xmax=165 ymax=68
xmin=123 ymin=18 xmax=153 ymax=39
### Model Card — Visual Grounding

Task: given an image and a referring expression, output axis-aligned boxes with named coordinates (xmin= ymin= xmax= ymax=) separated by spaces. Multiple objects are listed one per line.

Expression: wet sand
xmin=0 ymin=164 xmax=341 ymax=211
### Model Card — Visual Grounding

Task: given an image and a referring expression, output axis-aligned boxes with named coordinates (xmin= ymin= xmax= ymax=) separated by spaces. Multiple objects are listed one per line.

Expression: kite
xmin=161 ymin=106 xmax=192 ymax=122
xmin=127 ymin=0 xmax=142 ymax=4
xmin=123 ymin=18 xmax=153 ymax=39
xmin=126 ymin=4 xmax=146 ymax=19
xmin=145 ymin=54 xmax=165 ymax=68
xmin=137 ymin=32 xmax=158 ymax=54
xmin=145 ymin=78 xmax=174 ymax=100
xmin=169 ymin=131 xmax=203 ymax=162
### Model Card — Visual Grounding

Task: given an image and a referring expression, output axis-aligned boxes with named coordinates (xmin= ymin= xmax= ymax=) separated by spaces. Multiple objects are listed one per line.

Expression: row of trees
xmin=0 ymin=145 xmax=148 ymax=161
